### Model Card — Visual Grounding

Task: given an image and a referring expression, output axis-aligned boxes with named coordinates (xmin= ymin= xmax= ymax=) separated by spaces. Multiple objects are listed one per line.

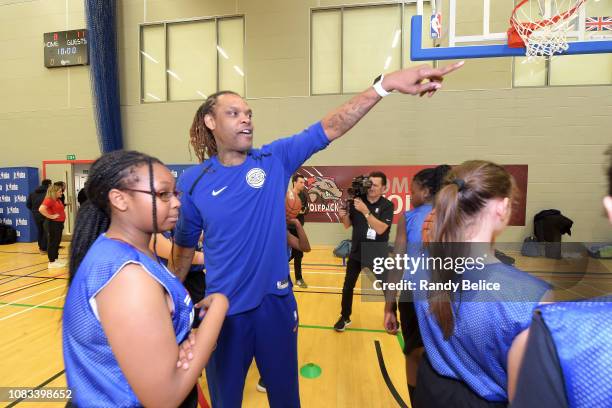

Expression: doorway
xmin=42 ymin=160 xmax=94 ymax=236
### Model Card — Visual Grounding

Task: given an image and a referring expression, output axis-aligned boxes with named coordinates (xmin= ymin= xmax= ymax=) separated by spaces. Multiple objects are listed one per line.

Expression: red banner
xmin=298 ymin=165 xmax=527 ymax=226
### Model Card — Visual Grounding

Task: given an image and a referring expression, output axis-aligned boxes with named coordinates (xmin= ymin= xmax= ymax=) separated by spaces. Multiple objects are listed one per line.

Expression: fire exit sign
xmin=67 ymin=154 xmax=76 ymax=160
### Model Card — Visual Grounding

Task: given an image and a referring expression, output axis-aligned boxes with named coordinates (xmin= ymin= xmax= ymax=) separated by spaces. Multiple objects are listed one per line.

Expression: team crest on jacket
xmin=246 ymin=168 xmax=266 ymax=188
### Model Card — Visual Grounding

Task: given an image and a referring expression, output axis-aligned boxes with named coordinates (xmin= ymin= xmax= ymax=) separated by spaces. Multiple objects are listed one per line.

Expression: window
xmin=140 ymin=16 xmax=245 ymax=103
xmin=311 ymin=2 xmax=433 ymax=95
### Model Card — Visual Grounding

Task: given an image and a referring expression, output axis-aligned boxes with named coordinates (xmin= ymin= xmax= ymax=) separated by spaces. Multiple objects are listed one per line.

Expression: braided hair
xmin=68 ymin=150 xmax=162 ymax=285
xmin=412 ymin=164 xmax=452 ymax=201
xmin=189 ymin=90 xmax=240 ymax=162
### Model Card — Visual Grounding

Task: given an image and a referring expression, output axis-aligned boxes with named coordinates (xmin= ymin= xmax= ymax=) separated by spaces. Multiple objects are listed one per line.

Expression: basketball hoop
xmin=508 ymin=0 xmax=587 ymax=59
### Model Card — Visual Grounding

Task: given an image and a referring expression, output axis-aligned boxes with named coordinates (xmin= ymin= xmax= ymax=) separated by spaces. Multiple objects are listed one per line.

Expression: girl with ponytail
xmin=511 ymin=149 xmax=612 ymax=407
xmin=63 ymin=150 xmax=227 ymax=407
xmin=411 ymin=160 xmax=551 ymax=408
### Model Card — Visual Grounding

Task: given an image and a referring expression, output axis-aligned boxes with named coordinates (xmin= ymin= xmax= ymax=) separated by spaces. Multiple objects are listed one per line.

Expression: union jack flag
xmin=585 ymin=16 xmax=612 ymax=31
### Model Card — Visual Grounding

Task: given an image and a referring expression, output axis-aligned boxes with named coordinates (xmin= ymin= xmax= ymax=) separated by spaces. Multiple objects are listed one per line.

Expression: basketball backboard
xmin=410 ymin=0 xmax=612 ymax=60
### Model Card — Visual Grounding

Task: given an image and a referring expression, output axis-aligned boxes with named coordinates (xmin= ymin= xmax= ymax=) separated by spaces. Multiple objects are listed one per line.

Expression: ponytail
xmin=427 ymin=183 xmax=463 ymax=338
xmin=427 ymin=160 xmax=514 ymax=338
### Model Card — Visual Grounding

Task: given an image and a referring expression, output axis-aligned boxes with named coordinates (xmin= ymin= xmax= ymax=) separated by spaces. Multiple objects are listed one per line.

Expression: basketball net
xmin=509 ymin=0 xmax=587 ymax=59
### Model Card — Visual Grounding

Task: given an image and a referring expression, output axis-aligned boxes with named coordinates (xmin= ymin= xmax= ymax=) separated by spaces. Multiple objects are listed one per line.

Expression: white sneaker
xmin=48 ymin=261 xmax=66 ymax=269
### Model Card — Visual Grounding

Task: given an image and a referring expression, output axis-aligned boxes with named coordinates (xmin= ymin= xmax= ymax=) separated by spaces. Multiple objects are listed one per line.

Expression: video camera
xmin=346 ymin=175 xmax=372 ymax=207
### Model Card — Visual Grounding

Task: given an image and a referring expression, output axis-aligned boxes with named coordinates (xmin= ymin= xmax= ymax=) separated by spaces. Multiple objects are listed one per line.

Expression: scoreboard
xmin=44 ymin=29 xmax=89 ymax=68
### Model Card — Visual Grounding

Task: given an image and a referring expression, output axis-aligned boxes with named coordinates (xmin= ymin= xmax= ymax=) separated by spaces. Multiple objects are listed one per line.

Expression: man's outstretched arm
xmin=321 ymin=62 xmax=464 ymax=141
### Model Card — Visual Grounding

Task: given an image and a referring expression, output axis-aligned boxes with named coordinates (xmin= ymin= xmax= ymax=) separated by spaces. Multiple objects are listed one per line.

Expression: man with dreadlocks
xmin=172 ymin=62 xmax=464 ymax=407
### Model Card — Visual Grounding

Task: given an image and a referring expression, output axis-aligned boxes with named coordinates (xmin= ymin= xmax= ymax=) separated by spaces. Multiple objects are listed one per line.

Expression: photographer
xmin=335 ymin=171 xmax=394 ymax=332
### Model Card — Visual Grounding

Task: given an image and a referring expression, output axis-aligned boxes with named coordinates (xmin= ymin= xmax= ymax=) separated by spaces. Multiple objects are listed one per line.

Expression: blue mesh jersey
xmin=414 ymin=262 xmax=551 ymax=402
xmin=402 ymin=204 xmax=432 ymax=282
xmin=175 ymin=122 xmax=329 ymax=315
xmin=539 ymin=297 xmax=612 ymax=408
xmin=63 ymin=234 xmax=194 ymax=407
xmin=405 ymin=203 xmax=432 ymax=245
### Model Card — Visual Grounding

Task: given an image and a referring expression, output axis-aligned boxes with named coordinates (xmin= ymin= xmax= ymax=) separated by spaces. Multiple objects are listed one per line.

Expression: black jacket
xmin=26 ymin=185 xmax=48 ymax=216
xmin=534 ymin=209 xmax=573 ymax=242
xmin=533 ymin=209 xmax=574 ymax=259
xmin=77 ymin=189 xmax=88 ymax=205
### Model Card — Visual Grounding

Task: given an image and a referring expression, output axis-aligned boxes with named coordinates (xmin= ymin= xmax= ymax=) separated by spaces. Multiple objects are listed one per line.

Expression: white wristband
xmin=373 ymin=74 xmax=390 ymax=97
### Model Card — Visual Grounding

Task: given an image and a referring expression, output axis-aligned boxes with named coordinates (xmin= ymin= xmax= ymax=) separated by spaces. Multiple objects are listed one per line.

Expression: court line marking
xmin=0 ymin=298 xmax=407 ymax=368
xmin=293 ymin=289 xmax=381 ymax=297
xmin=297 ymin=285 xmax=384 ymax=298
xmin=0 ymin=285 xmax=66 ymax=310
xmin=0 ymin=301 xmax=396 ymax=334
xmin=576 ymin=281 xmax=609 ymax=295
xmin=0 ymin=268 xmax=54 ymax=286
xmin=299 ymin=285 xmax=344 ymax=291
xmin=0 ymin=250 xmax=43 ymax=254
xmin=298 ymin=263 xmax=346 ymax=268
xmin=396 ymin=332 xmax=405 ymax=350
xmin=0 ymin=295 xmax=66 ymax=322
xmin=0 ymin=273 xmax=69 ymax=280
xmin=0 ymin=275 xmax=66 ymax=298
xmin=299 ymin=271 xmax=345 ymax=275
xmin=374 ymin=340 xmax=409 ymax=408
xmin=0 ymin=261 xmax=50 ymax=275
xmin=300 ymin=285 xmax=369 ymax=291
xmin=0 ymin=301 xmax=64 ymax=311
xmin=296 ymin=265 xmax=345 ymax=270
xmin=299 ymin=323 xmax=387 ymax=334
xmin=295 ymin=285 xmax=384 ymax=297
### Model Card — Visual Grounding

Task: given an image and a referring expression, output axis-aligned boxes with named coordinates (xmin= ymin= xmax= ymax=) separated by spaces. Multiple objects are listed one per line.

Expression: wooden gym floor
xmin=0 ymin=243 xmax=610 ymax=407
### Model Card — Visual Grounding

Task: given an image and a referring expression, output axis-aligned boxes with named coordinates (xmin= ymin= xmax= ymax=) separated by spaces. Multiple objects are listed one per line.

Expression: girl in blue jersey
xmin=411 ymin=161 xmax=551 ymax=408
xmin=510 ymin=149 xmax=612 ymax=408
xmin=63 ymin=150 xmax=228 ymax=408
xmin=383 ymin=164 xmax=450 ymax=401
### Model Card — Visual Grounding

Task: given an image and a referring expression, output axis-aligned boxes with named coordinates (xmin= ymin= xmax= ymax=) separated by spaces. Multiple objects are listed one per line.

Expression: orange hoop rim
xmin=510 ymin=0 xmax=587 ymax=37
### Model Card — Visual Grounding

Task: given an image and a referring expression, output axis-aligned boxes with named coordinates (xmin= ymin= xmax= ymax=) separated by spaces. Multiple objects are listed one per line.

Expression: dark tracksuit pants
xmin=46 ymin=220 xmax=64 ymax=262
xmin=340 ymin=257 xmax=363 ymax=319
xmin=33 ymin=213 xmax=47 ymax=251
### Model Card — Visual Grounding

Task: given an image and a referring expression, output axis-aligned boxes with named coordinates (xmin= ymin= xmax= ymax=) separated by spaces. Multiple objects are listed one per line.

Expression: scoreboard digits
xmin=44 ymin=29 xmax=89 ymax=68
